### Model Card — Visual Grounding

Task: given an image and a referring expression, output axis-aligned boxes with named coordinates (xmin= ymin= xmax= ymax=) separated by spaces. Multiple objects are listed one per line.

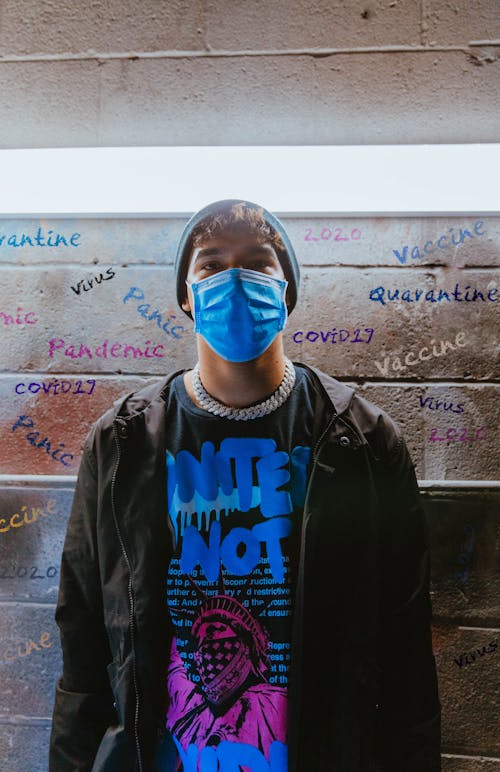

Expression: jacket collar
xmin=112 ymin=362 xmax=356 ymax=430
xmin=291 ymin=361 xmax=355 ymax=416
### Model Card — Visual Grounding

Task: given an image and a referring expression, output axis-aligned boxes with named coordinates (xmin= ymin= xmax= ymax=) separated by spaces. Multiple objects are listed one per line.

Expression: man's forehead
xmin=191 ymin=233 xmax=276 ymax=256
xmin=194 ymin=232 xmax=273 ymax=251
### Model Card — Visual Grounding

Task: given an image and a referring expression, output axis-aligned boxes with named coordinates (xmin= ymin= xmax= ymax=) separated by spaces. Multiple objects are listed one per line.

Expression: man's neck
xmin=184 ymin=337 xmax=288 ymax=409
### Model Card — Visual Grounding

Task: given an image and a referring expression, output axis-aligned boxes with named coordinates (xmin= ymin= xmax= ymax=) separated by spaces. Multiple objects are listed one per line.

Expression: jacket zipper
xmin=289 ymin=411 xmax=338 ymax=770
xmin=111 ymin=421 xmax=144 ymax=772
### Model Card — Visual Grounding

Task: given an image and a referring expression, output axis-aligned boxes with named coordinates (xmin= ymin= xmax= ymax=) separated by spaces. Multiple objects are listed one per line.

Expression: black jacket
xmin=49 ymin=363 xmax=441 ymax=772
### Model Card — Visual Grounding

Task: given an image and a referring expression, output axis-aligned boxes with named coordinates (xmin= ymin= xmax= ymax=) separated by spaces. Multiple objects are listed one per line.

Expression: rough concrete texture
xmin=287 ymin=216 xmax=499 ymax=268
xmin=0 ymin=725 xmax=52 ymax=772
xmin=0 ymin=0 xmax=499 ymax=759
xmin=2 ymin=378 xmax=499 ymax=479
xmin=422 ymin=491 xmax=499 ymax=624
xmin=0 ymin=216 xmax=497 ymax=268
xmin=356 ymin=385 xmax=500 ymax=480
xmin=291 ymin=267 xmax=499 ymax=380
xmin=0 ymin=486 xmax=73 ymax=600
xmin=434 ymin=624 xmax=499 ymax=756
xmin=0 ymin=264 xmax=498 ymax=379
xmin=0 ymin=376 xmax=155 ymax=474
xmin=424 ymin=0 xmax=500 ymax=45
xmin=1 ymin=0 xmax=499 ymax=56
xmin=0 ymin=0 xmax=205 ymax=56
xmin=203 ymin=0 xmax=422 ymax=49
xmin=0 ymin=602 xmax=60 ymax=717
xmin=442 ymin=760 xmax=500 ymax=772
xmin=0 ymin=217 xmax=179 ymax=265
xmin=0 ymin=0 xmax=422 ymax=54
xmin=0 ymin=50 xmax=499 ymax=147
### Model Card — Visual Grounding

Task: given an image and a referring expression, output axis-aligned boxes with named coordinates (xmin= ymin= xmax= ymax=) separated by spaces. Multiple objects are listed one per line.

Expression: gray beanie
xmin=174 ymin=199 xmax=300 ymax=319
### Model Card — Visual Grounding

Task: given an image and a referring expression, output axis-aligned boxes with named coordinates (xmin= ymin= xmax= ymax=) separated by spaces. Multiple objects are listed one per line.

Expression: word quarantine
xmin=370 ymin=283 xmax=497 ymax=306
xmin=0 ymin=227 xmax=80 ymax=248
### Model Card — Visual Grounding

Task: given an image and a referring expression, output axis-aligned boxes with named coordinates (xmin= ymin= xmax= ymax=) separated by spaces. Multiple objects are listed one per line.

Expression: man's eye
xmin=251 ymin=260 xmax=270 ymax=270
xmin=200 ymin=261 xmax=219 ymax=271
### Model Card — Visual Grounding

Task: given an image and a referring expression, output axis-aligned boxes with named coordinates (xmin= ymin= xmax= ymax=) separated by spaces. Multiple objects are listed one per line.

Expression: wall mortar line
xmin=0 ymin=44 xmax=498 ymax=64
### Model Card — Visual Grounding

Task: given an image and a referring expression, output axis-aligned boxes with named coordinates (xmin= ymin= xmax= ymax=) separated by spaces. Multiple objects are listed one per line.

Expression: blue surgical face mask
xmin=189 ymin=267 xmax=288 ymax=362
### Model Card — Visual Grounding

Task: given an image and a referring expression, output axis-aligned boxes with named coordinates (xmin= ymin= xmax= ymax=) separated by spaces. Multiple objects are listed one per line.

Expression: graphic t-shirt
xmin=163 ymin=365 xmax=329 ymax=772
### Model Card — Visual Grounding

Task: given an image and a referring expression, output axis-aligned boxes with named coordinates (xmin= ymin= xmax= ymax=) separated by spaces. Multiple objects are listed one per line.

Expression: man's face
xmin=181 ymin=232 xmax=287 ymax=316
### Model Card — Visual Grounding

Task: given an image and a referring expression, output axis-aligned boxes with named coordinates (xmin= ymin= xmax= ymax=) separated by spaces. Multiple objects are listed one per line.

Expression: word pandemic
xmin=374 ymin=332 xmax=466 ymax=376
xmin=71 ymin=267 xmax=115 ymax=294
xmin=292 ymin=327 xmax=374 ymax=344
xmin=11 ymin=415 xmax=74 ymax=467
xmin=15 ymin=379 xmax=96 ymax=396
xmin=392 ymin=220 xmax=487 ymax=264
xmin=48 ymin=338 xmax=166 ymax=360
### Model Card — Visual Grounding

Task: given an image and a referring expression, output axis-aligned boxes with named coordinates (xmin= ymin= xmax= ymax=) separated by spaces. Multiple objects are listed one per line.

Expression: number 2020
xmin=304 ymin=227 xmax=362 ymax=242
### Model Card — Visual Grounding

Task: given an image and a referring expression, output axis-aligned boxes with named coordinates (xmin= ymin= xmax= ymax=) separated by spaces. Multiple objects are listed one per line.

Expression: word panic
xmin=374 ymin=332 xmax=466 ymax=376
xmin=15 ymin=379 xmax=96 ymax=395
xmin=304 ymin=226 xmax=362 ymax=242
xmin=123 ymin=287 xmax=184 ymax=339
xmin=369 ymin=283 xmax=497 ymax=305
xmin=429 ymin=427 xmax=487 ymax=443
xmin=0 ymin=563 xmax=58 ymax=579
xmin=48 ymin=338 xmax=166 ymax=359
xmin=11 ymin=415 xmax=74 ymax=467
xmin=419 ymin=396 xmax=464 ymax=414
xmin=392 ymin=220 xmax=486 ymax=264
xmin=71 ymin=267 xmax=115 ymax=294
xmin=292 ymin=327 xmax=374 ymax=344
xmin=0 ymin=227 xmax=80 ymax=248
xmin=454 ymin=640 xmax=497 ymax=668
xmin=0 ymin=308 xmax=38 ymax=325
xmin=0 ymin=499 xmax=58 ymax=534
xmin=2 ymin=631 xmax=53 ymax=664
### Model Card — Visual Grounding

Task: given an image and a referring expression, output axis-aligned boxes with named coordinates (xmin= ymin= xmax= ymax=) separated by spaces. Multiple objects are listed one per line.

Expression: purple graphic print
xmin=166 ymin=577 xmax=287 ymax=764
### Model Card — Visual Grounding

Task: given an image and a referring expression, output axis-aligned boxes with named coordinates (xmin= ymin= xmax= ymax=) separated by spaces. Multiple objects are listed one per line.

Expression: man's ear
xmin=182 ymin=283 xmax=193 ymax=315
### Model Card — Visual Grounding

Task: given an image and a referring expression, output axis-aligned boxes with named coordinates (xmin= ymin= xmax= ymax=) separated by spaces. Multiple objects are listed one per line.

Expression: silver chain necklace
xmin=191 ymin=358 xmax=296 ymax=420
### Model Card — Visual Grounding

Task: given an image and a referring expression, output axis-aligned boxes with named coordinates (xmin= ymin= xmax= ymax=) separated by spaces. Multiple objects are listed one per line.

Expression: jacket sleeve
xmin=374 ymin=429 xmax=441 ymax=772
xmin=49 ymin=428 xmax=117 ymax=771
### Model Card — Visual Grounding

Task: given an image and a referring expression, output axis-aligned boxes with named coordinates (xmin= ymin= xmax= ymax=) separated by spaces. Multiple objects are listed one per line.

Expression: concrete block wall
xmin=0 ymin=0 xmax=499 ymax=147
xmin=0 ymin=214 xmax=498 ymax=771
xmin=0 ymin=0 xmax=499 ymax=770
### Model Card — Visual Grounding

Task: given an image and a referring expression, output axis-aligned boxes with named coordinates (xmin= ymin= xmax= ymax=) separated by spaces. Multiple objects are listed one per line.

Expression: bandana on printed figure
xmin=189 ymin=267 xmax=288 ymax=362
xmin=191 ymin=593 xmax=270 ymax=706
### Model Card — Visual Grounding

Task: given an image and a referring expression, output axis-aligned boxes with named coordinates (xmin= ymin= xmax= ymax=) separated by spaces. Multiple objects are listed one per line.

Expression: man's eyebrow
xmin=194 ymin=246 xmax=224 ymax=260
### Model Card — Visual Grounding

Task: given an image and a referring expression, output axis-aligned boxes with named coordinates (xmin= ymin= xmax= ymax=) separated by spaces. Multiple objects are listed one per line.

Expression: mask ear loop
xmin=186 ymin=278 xmax=200 ymax=329
xmin=279 ymin=280 xmax=289 ymax=330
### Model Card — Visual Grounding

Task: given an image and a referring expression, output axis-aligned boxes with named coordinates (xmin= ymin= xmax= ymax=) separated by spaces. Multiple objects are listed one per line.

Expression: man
xmin=49 ymin=199 xmax=441 ymax=772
